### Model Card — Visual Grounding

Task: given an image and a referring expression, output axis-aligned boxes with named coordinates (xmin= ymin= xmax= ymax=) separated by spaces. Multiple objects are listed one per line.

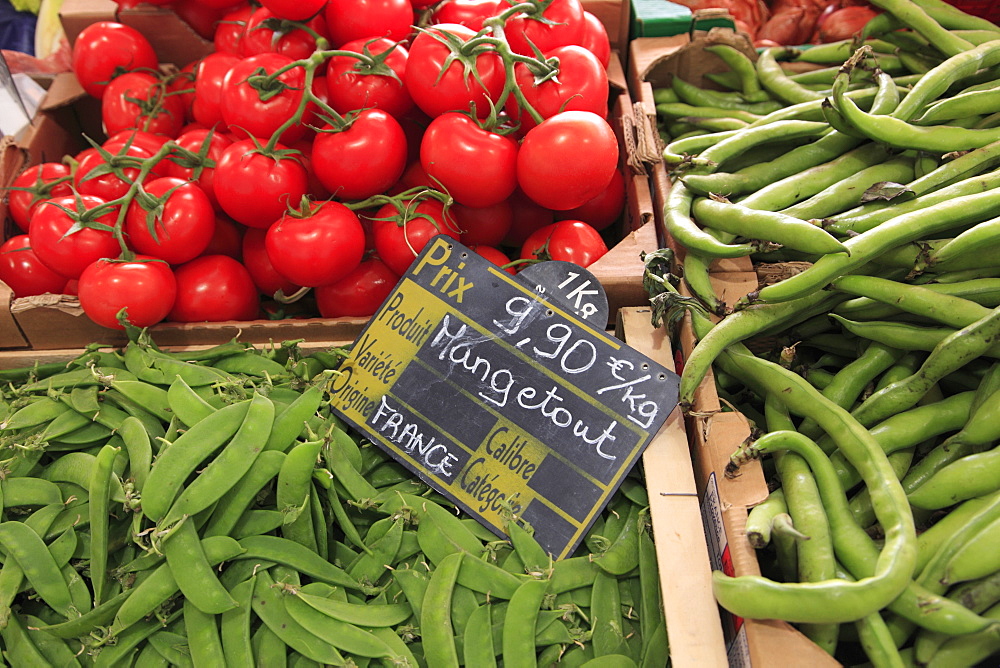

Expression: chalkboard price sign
xmin=330 ymin=236 xmax=679 ymax=559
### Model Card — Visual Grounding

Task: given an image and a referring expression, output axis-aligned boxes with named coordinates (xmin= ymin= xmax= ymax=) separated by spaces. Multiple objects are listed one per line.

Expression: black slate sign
xmin=329 ymin=236 xmax=679 ymax=559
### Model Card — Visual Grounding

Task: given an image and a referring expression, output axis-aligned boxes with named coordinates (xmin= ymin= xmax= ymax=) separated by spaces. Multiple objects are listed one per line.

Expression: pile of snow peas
xmin=0 ymin=332 xmax=667 ymax=666
xmin=646 ymin=0 xmax=1000 ymax=665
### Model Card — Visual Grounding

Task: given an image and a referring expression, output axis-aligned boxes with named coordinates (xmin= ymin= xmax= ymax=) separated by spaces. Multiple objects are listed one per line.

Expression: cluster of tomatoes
xmin=1 ymin=0 xmax=626 ymax=331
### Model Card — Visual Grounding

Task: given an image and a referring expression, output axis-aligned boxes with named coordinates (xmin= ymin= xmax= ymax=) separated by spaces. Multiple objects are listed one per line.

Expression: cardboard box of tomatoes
xmin=0 ymin=0 xmax=661 ymax=355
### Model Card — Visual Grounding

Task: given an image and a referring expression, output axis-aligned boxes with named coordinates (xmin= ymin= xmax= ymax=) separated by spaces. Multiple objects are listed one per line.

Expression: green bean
xmin=89 ymin=443 xmax=119 ymax=608
xmin=756 ymin=47 xmax=826 ymax=104
xmin=252 ymin=570 xmax=346 ymax=666
xmin=738 ymin=142 xmax=897 ymax=212
xmin=908 ymin=444 xmax=1000 ymax=509
xmin=779 ymin=157 xmax=916 ymax=221
xmin=163 ymin=519 xmax=240 ymax=614
xmin=893 ymin=40 xmax=1000 ymax=122
xmin=702 ymin=44 xmax=767 ymax=100
xmin=202 ymin=449 xmax=285 ymax=538
xmin=284 ymin=593 xmax=399 ymax=659
xmin=142 ymin=400 xmax=251 ymax=522
xmin=669 ymin=75 xmax=783 ymax=114
xmin=831 ymin=274 xmax=992 ymax=328
xmin=160 ymin=392 xmax=274 ymax=529
xmin=943 ymin=515 xmax=1000 ymax=585
xmin=692 ymin=198 xmax=848 ymax=254
xmin=732 ymin=429 xmax=995 ymax=634
xmin=220 ymin=577 xmax=255 ymax=668
xmin=276 ymin=438 xmax=323 ymax=552
xmin=748 ymin=188 xmax=1000 ymax=306
xmin=166 ymin=376 xmax=217 ymax=427
xmin=925 ymin=601 xmax=1000 ymax=668
xmin=183 ymin=598 xmax=226 ymax=668
xmin=656 ymin=102 xmax=760 ymax=124
xmin=421 ymin=550 xmax=463 ymax=668
xmin=869 ymin=0 xmax=975 ymax=56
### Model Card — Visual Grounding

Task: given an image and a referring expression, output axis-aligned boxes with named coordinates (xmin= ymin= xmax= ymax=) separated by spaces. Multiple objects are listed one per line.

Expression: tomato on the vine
xmin=555 ymin=166 xmax=625 ymax=232
xmin=102 ymin=71 xmax=186 ymax=138
xmin=453 ymin=199 xmax=513 ymax=247
xmin=240 ymin=6 xmax=329 ymax=60
xmin=162 ymin=128 xmax=234 ymax=211
xmin=324 ymin=0 xmax=414 ymax=47
xmin=431 ymin=0 xmax=500 ymax=29
xmin=191 ymin=51 xmax=242 ymax=129
xmin=71 ymin=21 xmax=159 ymax=99
xmin=504 ymin=0 xmax=586 ymax=56
xmin=516 ymin=110 xmax=618 ymax=211
xmin=125 ymin=177 xmax=216 ymax=265
xmin=325 ymin=37 xmax=413 ymax=119
xmin=419 ymin=112 xmax=518 ymax=208
xmin=77 ymin=256 xmax=177 ymax=329
xmin=241 ymin=227 xmax=301 ymax=297
xmin=168 ymin=254 xmax=260 ymax=322
xmin=213 ymin=139 xmax=309 ymax=228
xmin=577 ymin=11 xmax=611 ymax=68
xmin=213 ymin=4 xmax=253 ymax=54
xmin=0 ymin=235 xmax=69 ymax=298
xmin=73 ymin=138 xmax=158 ymax=202
xmin=311 ymin=109 xmax=408 ymax=201
xmin=28 ymin=195 xmax=122 ymax=279
xmin=370 ymin=198 xmax=459 ymax=276
xmin=8 ymin=162 xmax=73 ymax=233
xmin=470 ymin=244 xmax=516 ymax=274
xmin=405 ymin=23 xmax=506 ymax=119
xmin=519 ymin=219 xmax=608 ymax=267
xmin=260 ymin=0 xmax=329 ymax=21
xmin=315 ymin=256 xmax=399 ymax=318
xmin=508 ymin=45 xmax=608 ymax=132
xmin=220 ymin=53 xmax=309 ymax=143
xmin=264 ymin=201 xmax=366 ymax=287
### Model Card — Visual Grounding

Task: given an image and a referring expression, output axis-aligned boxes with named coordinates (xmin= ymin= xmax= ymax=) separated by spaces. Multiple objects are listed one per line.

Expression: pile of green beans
xmin=0 ymin=333 xmax=667 ymax=666
xmin=645 ymin=1 xmax=1000 ymax=665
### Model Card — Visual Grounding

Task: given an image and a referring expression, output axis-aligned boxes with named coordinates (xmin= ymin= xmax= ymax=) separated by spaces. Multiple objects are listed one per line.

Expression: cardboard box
xmin=0 ymin=3 xmax=657 ymax=353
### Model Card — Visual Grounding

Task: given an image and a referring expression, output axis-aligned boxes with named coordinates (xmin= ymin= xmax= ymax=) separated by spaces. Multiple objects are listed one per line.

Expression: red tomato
xmin=8 ymin=162 xmax=73 ymax=233
xmin=28 ymin=195 xmax=122 ymax=279
xmin=191 ymin=52 xmax=242 ymax=128
xmin=516 ymin=111 xmax=618 ymax=211
xmin=431 ymin=0 xmax=499 ymax=28
xmin=325 ymin=37 xmax=413 ymax=119
xmin=419 ymin=112 xmax=518 ymax=207
xmin=504 ymin=0 xmax=585 ymax=56
xmin=324 ymin=0 xmax=414 ymax=47
xmin=454 ymin=199 xmax=513 ymax=247
xmin=213 ymin=5 xmax=253 ymax=54
xmin=260 ymin=0 xmax=329 ymax=22
xmin=73 ymin=139 xmax=157 ymax=201
xmin=264 ymin=201 xmax=366 ymax=287
xmin=168 ymin=63 xmax=198 ymax=123
xmin=371 ymin=198 xmax=459 ymax=276
xmin=203 ymin=213 xmax=245 ymax=259
xmin=311 ymin=109 xmax=408 ymax=200
xmin=71 ymin=21 xmax=159 ymax=99
xmin=220 ymin=53 xmax=309 ymax=143
xmin=240 ymin=6 xmax=328 ymax=60
xmin=77 ymin=256 xmax=177 ymax=329
xmin=577 ymin=11 xmax=611 ymax=68
xmin=102 ymin=71 xmax=186 ymax=138
xmin=405 ymin=23 xmax=506 ymax=118
xmin=106 ymin=129 xmax=172 ymax=155
xmin=469 ymin=244 xmax=516 ymax=274
xmin=171 ymin=0 xmax=236 ymax=41
xmin=555 ymin=166 xmax=625 ymax=232
xmin=213 ymin=139 xmax=309 ymax=228
xmin=508 ymin=45 xmax=608 ymax=132
xmin=504 ymin=187 xmax=554 ymax=247
xmin=162 ymin=128 xmax=234 ymax=211
xmin=125 ymin=177 xmax=216 ymax=265
xmin=168 ymin=255 xmax=260 ymax=322
xmin=241 ymin=227 xmax=302 ymax=297
xmin=0 ymin=235 xmax=69 ymax=297
xmin=315 ymin=257 xmax=399 ymax=317
xmin=520 ymin=219 xmax=607 ymax=267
